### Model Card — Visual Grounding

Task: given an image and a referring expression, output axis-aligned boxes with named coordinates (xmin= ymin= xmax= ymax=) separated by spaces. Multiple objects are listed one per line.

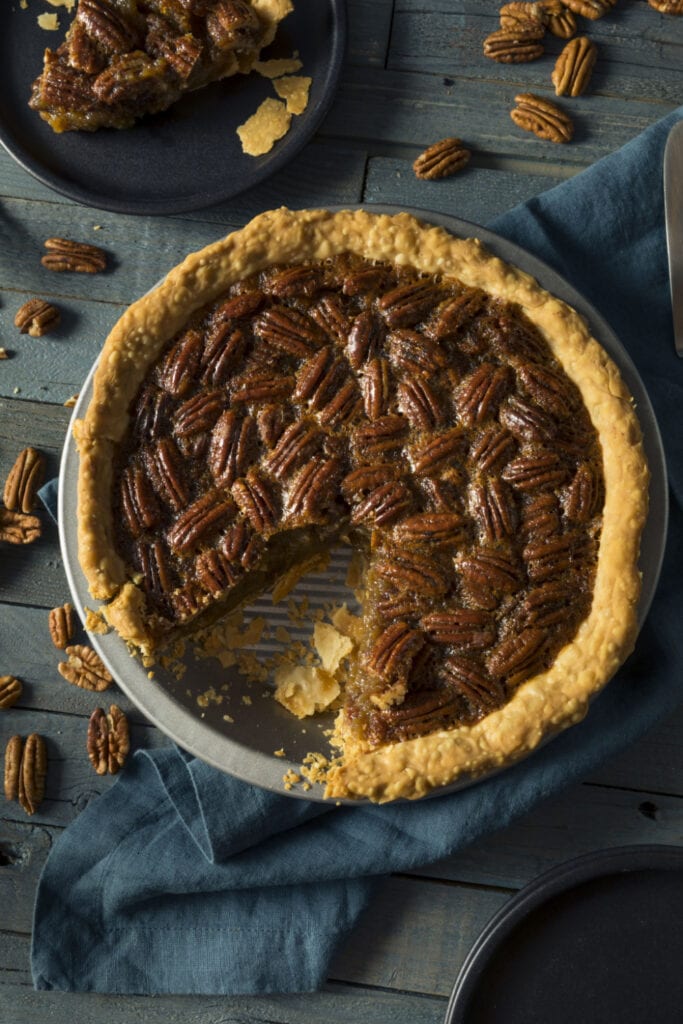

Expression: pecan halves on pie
xmin=352 ymin=415 xmax=409 ymax=459
xmin=517 ymin=362 xmax=580 ymax=418
xmin=501 ymin=450 xmax=569 ymax=492
xmin=413 ymin=138 xmax=471 ymax=180
xmin=422 ymin=609 xmax=496 ymax=650
xmin=366 ymin=622 xmax=426 ymax=682
xmin=360 ymin=357 xmax=392 ymax=421
xmin=286 ymin=457 xmax=342 ymax=521
xmin=263 ymin=421 xmax=322 ymax=480
xmin=347 ymin=310 xmax=385 ymax=368
xmin=487 ymin=628 xmax=548 ymax=688
xmin=517 ymin=580 xmax=578 ymax=627
xmin=428 ymin=288 xmax=487 ymax=342
xmin=208 ymin=410 xmax=256 ymax=487
xmin=394 ymin=512 xmax=468 ymax=548
xmin=510 ymin=93 xmax=574 ymax=144
xmin=372 ymin=549 xmax=451 ymax=598
xmin=120 ymin=463 xmax=160 ymax=538
xmin=206 ymin=0 xmax=262 ymax=51
xmin=440 ymin=655 xmax=505 ymax=712
xmin=3 ymin=446 xmax=46 ymax=513
xmin=200 ymin=324 xmax=248 ymax=387
xmin=158 ymin=329 xmax=203 ymax=396
xmin=232 ymin=469 xmax=279 ymax=534
xmin=253 ymin=307 xmax=322 ymax=358
xmin=77 ymin=0 xmax=144 ymax=56
xmin=457 ymin=548 xmax=523 ymax=607
xmin=349 ymin=481 xmax=413 ymax=528
xmin=500 ymin=395 xmax=558 ymax=443
xmin=231 ymin=373 xmax=295 ymax=405
xmin=457 ymin=363 xmax=511 ymax=426
xmin=563 ymin=461 xmax=603 ymax=521
xmin=265 ymin=264 xmax=324 ymax=300
xmin=87 ymin=705 xmax=130 ymax=775
xmin=412 ymin=426 xmax=464 ymax=476
xmin=397 ymin=377 xmax=446 ymax=431
xmin=387 ymin=329 xmax=447 ymax=377
xmin=468 ymin=426 xmax=517 ymax=474
xmin=145 ymin=438 xmax=190 ymax=511
xmin=378 ymin=279 xmax=445 ymax=329
xmin=196 ymin=548 xmax=242 ymax=597
xmin=520 ymin=493 xmax=561 ymax=539
xmin=295 ymin=348 xmax=345 ymax=410
xmin=309 ymin=294 xmax=353 ymax=345
xmin=174 ymin=389 xmax=225 ymax=438
xmin=167 ymin=489 xmax=235 ymax=553
xmin=58 ymin=644 xmax=112 ymax=691
xmin=523 ymin=530 xmax=593 ymax=582
xmin=470 ymin=478 xmax=517 ymax=544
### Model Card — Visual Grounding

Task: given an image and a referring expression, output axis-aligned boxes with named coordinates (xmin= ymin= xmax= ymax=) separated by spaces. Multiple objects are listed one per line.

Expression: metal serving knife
xmin=664 ymin=120 xmax=683 ymax=358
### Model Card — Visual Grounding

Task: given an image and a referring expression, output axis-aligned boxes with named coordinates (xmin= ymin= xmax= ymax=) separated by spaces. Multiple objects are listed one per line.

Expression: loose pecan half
xmin=413 ymin=138 xmax=471 ymax=180
xmin=58 ymin=644 xmax=112 ymax=691
xmin=510 ymin=93 xmax=574 ymax=143
xmin=552 ymin=36 xmax=598 ymax=96
xmin=6 ymin=733 xmax=47 ymax=815
xmin=499 ymin=1 xmax=547 ymax=29
xmin=42 ymin=237 xmax=107 ymax=273
xmin=14 ymin=298 xmax=61 ymax=337
xmin=3 ymin=446 xmax=46 ymax=513
xmin=483 ymin=26 xmax=545 ymax=63
xmin=48 ymin=602 xmax=75 ymax=649
xmin=0 ymin=508 xmax=41 ymax=544
xmin=0 ymin=675 xmax=23 ymax=709
xmin=87 ymin=705 xmax=130 ymax=775
xmin=562 ymin=0 xmax=616 ymax=17
xmin=647 ymin=0 xmax=683 ymax=10
xmin=541 ymin=0 xmax=577 ymax=36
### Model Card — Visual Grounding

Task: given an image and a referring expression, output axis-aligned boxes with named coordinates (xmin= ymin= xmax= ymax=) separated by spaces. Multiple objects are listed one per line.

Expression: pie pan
xmin=0 ymin=0 xmax=346 ymax=215
xmin=445 ymin=844 xmax=683 ymax=1024
xmin=58 ymin=207 xmax=668 ymax=801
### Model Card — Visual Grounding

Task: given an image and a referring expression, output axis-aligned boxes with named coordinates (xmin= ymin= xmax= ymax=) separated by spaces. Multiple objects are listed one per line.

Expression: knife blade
xmin=664 ymin=120 xmax=683 ymax=358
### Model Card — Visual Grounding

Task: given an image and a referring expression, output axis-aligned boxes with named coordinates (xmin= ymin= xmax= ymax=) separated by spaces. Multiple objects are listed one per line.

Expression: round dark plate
xmin=58 ymin=207 xmax=667 ymax=801
xmin=446 ymin=845 xmax=683 ymax=1024
xmin=0 ymin=0 xmax=346 ymax=215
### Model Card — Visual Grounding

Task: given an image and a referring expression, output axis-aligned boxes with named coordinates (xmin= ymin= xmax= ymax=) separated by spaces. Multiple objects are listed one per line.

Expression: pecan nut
xmin=4 ymin=734 xmax=47 ymax=815
xmin=552 ymin=36 xmax=598 ymax=96
xmin=483 ymin=26 xmax=545 ymax=63
xmin=541 ymin=0 xmax=577 ymax=36
xmin=14 ymin=298 xmax=61 ymax=337
xmin=58 ymin=644 xmax=112 ymax=691
xmin=42 ymin=237 xmax=107 ymax=273
xmin=48 ymin=602 xmax=75 ymax=649
xmin=3 ymin=446 xmax=46 ymax=513
xmin=167 ymin=489 xmax=235 ymax=553
xmin=0 ymin=507 xmax=42 ymax=544
xmin=562 ymin=0 xmax=616 ymax=17
xmin=499 ymin=1 xmax=546 ymax=28
xmin=413 ymin=138 xmax=471 ymax=180
xmin=0 ymin=675 xmax=23 ymax=709
xmin=647 ymin=0 xmax=683 ymax=10
xmin=510 ymin=93 xmax=574 ymax=143
xmin=87 ymin=705 xmax=130 ymax=775
xmin=366 ymin=622 xmax=425 ymax=683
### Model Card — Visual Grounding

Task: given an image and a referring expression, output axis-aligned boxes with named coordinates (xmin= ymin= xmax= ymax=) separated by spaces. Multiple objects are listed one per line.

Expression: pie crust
xmin=74 ymin=208 xmax=649 ymax=802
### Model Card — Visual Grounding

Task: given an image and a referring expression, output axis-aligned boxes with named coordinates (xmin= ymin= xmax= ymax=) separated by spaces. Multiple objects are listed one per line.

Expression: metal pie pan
xmin=58 ymin=206 xmax=668 ymax=802
xmin=445 ymin=845 xmax=683 ymax=1024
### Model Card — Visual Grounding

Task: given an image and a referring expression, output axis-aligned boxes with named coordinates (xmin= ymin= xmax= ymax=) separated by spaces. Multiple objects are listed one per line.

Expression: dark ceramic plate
xmin=0 ymin=0 xmax=346 ymax=215
xmin=446 ymin=845 xmax=683 ymax=1024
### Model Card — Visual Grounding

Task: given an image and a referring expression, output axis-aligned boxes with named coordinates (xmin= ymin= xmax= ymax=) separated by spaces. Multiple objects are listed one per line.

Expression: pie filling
xmin=29 ymin=0 xmax=289 ymax=132
xmin=111 ymin=251 xmax=604 ymax=749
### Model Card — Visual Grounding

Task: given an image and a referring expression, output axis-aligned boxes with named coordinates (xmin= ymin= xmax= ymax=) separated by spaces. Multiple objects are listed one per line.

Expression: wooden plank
xmin=346 ymin=0 xmax=395 ymax=68
xmin=323 ymin=66 xmax=677 ymax=166
xmin=0 ymin=933 xmax=447 ymax=1024
xmin=364 ymin=156 xmax=566 ymax=223
xmin=387 ymin=0 xmax=683 ymax=107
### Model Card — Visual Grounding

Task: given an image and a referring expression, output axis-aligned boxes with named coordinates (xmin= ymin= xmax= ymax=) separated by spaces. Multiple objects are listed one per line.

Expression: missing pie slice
xmin=29 ymin=0 xmax=292 ymax=132
xmin=74 ymin=208 xmax=649 ymax=801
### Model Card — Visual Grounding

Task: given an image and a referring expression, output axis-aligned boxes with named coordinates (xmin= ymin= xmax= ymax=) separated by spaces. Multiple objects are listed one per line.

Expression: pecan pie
xmin=29 ymin=0 xmax=291 ymax=132
xmin=75 ymin=209 xmax=649 ymax=801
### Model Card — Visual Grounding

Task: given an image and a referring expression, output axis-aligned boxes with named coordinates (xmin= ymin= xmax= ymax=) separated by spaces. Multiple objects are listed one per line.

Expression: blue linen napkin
xmin=32 ymin=108 xmax=683 ymax=994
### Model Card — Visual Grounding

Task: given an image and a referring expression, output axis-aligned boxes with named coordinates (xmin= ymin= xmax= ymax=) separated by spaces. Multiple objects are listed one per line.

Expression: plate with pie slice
xmin=58 ymin=206 xmax=667 ymax=803
xmin=0 ymin=0 xmax=346 ymax=215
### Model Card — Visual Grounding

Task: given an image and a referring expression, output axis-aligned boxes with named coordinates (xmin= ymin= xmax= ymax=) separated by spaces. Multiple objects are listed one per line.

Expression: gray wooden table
xmin=1 ymin=2 xmax=682 ymax=1021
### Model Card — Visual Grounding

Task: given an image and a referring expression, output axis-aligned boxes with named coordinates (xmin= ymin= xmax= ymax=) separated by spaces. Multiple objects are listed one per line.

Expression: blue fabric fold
xmin=32 ymin=107 xmax=683 ymax=994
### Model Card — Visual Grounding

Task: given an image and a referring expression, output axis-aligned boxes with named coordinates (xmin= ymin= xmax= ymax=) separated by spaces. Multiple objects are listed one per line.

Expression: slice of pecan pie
xmin=75 ymin=208 xmax=649 ymax=802
xmin=29 ymin=0 xmax=291 ymax=132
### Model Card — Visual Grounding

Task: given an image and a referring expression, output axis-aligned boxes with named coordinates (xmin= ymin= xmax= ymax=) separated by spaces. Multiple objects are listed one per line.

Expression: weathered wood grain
xmin=0 ymin=935 xmax=448 ymax=1024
